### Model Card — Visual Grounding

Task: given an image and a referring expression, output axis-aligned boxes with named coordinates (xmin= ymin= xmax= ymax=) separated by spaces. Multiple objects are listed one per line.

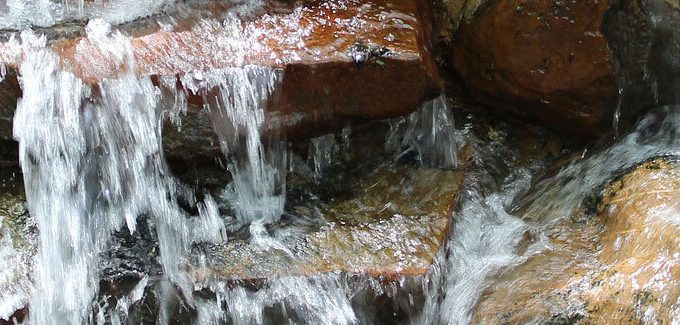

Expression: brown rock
xmin=0 ymin=0 xmax=442 ymax=142
xmin=450 ymin=0 xmax=617 ymax=139
xmin=190 ymin=166 xmax=463 ymax=283
xmin=472 ymin=158 xmax=680 ymax=323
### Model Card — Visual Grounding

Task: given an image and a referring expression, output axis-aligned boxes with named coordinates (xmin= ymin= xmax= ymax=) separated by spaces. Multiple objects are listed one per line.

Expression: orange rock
xmin=190 ymin=166 xmax=463 ymax=283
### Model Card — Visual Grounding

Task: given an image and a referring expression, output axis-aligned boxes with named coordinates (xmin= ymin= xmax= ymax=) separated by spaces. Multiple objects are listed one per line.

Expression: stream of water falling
xmin=0 ymin=0 xmax=176 ymax=30
xmin=11 ymin=21 xmax=227 ymax=324
xmin=2 ymin=0 xmax=679 ymax=323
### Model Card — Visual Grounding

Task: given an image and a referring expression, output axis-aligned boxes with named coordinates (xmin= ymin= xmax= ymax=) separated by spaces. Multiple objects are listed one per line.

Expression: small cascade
xmin=518 ymin=106 xmax=680 ymax=225
xmin=195 ymin=274 xmax=357 ymax=325
xmin=386 ymin=95 xmax=458 ymax=168
xmin=182 ymin=67 xmax=287 ymax=230
xmin=414 ymin=120 xmax=549 ymax=324
xmin=0 ymin=0 xmax=175 ymax=30
xmin=11 ymin=20 xmax=225 ymax=324
xmin=416 ymin=106 xmax=680 ymax=323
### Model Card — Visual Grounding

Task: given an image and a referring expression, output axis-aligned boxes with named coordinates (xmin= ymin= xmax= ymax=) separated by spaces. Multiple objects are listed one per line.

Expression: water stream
xmin=0 ymin=0 xmax=176 ymax=30
xmin=0 ymin=1 xmax=678 ymax=324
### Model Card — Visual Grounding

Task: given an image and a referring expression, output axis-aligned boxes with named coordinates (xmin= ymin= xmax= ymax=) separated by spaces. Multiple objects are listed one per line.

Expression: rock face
xmin=472 ymin=158 xmax=680 ymax=323
xmin=448 ymin=0 xmax=617 ymax=139
xmin=0 ymin=0 xmax=442 ymax=143
xmin=191 ymin=167 xmax=462 ymax=282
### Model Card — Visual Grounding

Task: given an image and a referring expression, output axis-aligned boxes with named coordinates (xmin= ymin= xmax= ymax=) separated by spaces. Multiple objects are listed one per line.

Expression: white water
xmin=387 ymin=95 xmax=458 ymax=168
xmin=412 ymin=120 xmax=547 ymax=324
xmin=12 ymin=20 xmax=225 ymax=324
xmin=195 ymin=274 xmax=357 ymax=325
xmin=0 ymin=0 xmax=175 ymax=30
xmin=415 ymin=107 xmax=680 ymax=323
xmin=182 ymin=66 xmax=287 ymax=230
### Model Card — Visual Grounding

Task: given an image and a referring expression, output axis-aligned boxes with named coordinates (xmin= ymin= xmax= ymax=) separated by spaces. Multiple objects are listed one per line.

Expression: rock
xmin=0 ymin=70 xmax=18 ymax=141
xmin=472 ymin=158 xmax=680 ymax=323
xmin=448 ymin=0 xmax=617 ymax=139
xmin=189 ymin=120 xmax=466 ymax=283
xmin=0 ymin=0 xmax=442 ymax=145
xmin=432 ymin=0 xmax=488 ymax=42
xmin=190 ymin=167 xmax=463 ymax=282
xmin=0 ymin=165 xmax=35 ymax=323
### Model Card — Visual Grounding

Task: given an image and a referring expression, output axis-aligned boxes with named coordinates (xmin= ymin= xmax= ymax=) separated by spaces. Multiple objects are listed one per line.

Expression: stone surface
xmin=190 ymin=166 xmax=463 ymax=283
xmin=0 ymin=0 xmax=441 ymax=143
xmin=449 ymin=0 xmax=617 ymax=139
xmin=472 ymin=158 xmax=680 ymax=323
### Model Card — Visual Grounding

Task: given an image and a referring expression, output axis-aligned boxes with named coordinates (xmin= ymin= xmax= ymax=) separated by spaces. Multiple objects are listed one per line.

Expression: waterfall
xmin=12 ymin=21 xmax=226 ymax=324
xmin=0 ymin=0 xmax=176 ymax=30
xmin=386 ymin=95 xmax=458 ymax=168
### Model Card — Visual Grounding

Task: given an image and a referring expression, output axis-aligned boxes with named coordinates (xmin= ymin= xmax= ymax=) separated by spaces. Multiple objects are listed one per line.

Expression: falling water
xmin=181 ymin=66 xmax=287 ymax=231
xmin=387 ymin=95 xmax=458 ymax=168
xmin=12 ymin=20 xmax=226 ymax=324
xmin=0 ymin=0 xmax=176 ymax=30
xmin=415 ymin=106 xmax=680 ymax=323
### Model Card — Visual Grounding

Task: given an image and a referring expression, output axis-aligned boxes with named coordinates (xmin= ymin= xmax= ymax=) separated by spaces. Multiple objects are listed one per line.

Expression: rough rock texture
xmin=472 ymin=158 xmax=680 ymax=323
xmin=0 ymin=165 xmax=34 ymax=323
xmin=0 ymin=70 xmax=18 ymax=141
xmin=0 ymin=0 xmax=442 ymax=144
xmin=191 ymin=167 xmax=462 ymax=282
xmin=444 ymin=0 xmax=680 ymax=139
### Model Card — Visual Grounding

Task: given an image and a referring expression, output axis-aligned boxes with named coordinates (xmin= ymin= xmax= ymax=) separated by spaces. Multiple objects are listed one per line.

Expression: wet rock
xmin=0 ymin=70 xmax=19 ymax=141
xmin=432 ymin=0 xmax=488 ymax=42
xmin=449 ymin=0 xmax=617 ymax=139
xmin=472 ymin=158 xmax=680 ymax=323
xmin=0 ymin=166 xmax=35 ymax=322
xmin=0 ymin=0 xmax=441 ymax=145
xmin=190 ymin=166 xmax=463 ymax=282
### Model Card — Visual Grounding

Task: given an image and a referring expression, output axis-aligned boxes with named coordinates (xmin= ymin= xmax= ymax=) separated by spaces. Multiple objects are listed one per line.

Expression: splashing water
xmin=413 ymin=119 xmax=548 ymax=324
xmin=12 ymin=20 xmax=225 ymax=324
xmin=0 ymin=0 xmax=176 ymax=30
xmin=387 ymin=95 xmax=458 ymax=168
xmin=195 ymin=274 xmax=357 ymax=325
xmin=182 ymin=66 xmax=287 ymax=232
xmin=416 ymin=106 xmax=680 ymax=323
xmin=519 ymin=106 xmax=680 ymax=225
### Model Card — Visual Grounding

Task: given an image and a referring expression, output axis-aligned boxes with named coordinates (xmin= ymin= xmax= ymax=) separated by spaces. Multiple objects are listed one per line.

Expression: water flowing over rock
xmin=472 ymin=107 xmax=680 ymax=323
xmin=12 ymin=24 xmax=226 ymax=324
xmin=0 ymin=0 xmax=442 ymax=145
xmin=0 ymin=0 xmax=678 ymax=324
xmin=0 ymin=0 xmax=174 ymax=30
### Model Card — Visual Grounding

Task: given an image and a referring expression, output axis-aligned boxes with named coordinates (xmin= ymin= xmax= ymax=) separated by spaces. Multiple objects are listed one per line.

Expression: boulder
xmin=190 ymin=166 xmax=463 ymax=282
xmin=448 ymin=0 xmax=617 ymax=139
xmin=472 ymin=158 xmax=680 ymax=323
xmin=0 ymin=0 xmax=442 ymax=144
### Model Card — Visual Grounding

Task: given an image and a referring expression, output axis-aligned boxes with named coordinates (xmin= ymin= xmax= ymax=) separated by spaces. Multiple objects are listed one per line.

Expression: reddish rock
xmin=0 ymin=0 xmax=441 ymax=141
xmin=450 ymin=0 xmax=617 ymax=139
